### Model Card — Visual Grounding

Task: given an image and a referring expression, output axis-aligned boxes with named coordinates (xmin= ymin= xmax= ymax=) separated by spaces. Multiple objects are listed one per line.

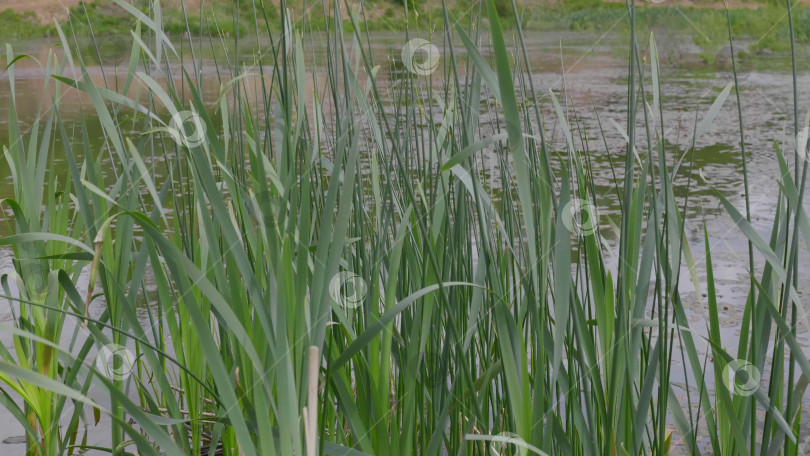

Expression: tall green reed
xmin=1 ymin=0 xmax=809 ymax=454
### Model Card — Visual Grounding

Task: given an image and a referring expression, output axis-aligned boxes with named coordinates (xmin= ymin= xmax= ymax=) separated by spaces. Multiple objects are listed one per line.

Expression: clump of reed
xmin=1 ymin=0 xmax=808 ymax=455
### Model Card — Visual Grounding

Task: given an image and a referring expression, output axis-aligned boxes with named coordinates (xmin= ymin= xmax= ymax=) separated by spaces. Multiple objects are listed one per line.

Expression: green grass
xmin=10 ymin=0 xmax=810 ymax=54
xmin=1 ymin=0 xmax=809 ymax=455
xmin=527 ymin=1 xmax=810 ymax=53
xmin=0 ymin=10 xmax=49 ymax=39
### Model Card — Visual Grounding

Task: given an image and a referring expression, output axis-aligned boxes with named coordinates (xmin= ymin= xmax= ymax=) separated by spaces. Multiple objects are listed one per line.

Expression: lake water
xmin=1 ymin=30 xmax=810 ymax=453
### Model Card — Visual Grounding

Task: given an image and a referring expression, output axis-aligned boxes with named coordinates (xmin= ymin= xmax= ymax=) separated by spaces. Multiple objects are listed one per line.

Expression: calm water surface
xmin=1 ymin=30 xmax=810 ymax=452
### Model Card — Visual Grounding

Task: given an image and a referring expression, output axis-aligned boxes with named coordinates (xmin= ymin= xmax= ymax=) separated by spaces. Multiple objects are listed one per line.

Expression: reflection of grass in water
xmin=1 ymin=0 xmax=810 ymax=456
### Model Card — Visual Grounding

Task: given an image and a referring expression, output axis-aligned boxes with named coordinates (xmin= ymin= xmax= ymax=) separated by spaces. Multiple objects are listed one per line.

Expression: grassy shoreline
xmin=2 ymin=0 xmax=810 ymax=53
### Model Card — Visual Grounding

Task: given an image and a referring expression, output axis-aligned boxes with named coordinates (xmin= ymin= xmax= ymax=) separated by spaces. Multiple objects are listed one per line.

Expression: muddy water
xmin=1 ymin=30 xmax=810 ymax=452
